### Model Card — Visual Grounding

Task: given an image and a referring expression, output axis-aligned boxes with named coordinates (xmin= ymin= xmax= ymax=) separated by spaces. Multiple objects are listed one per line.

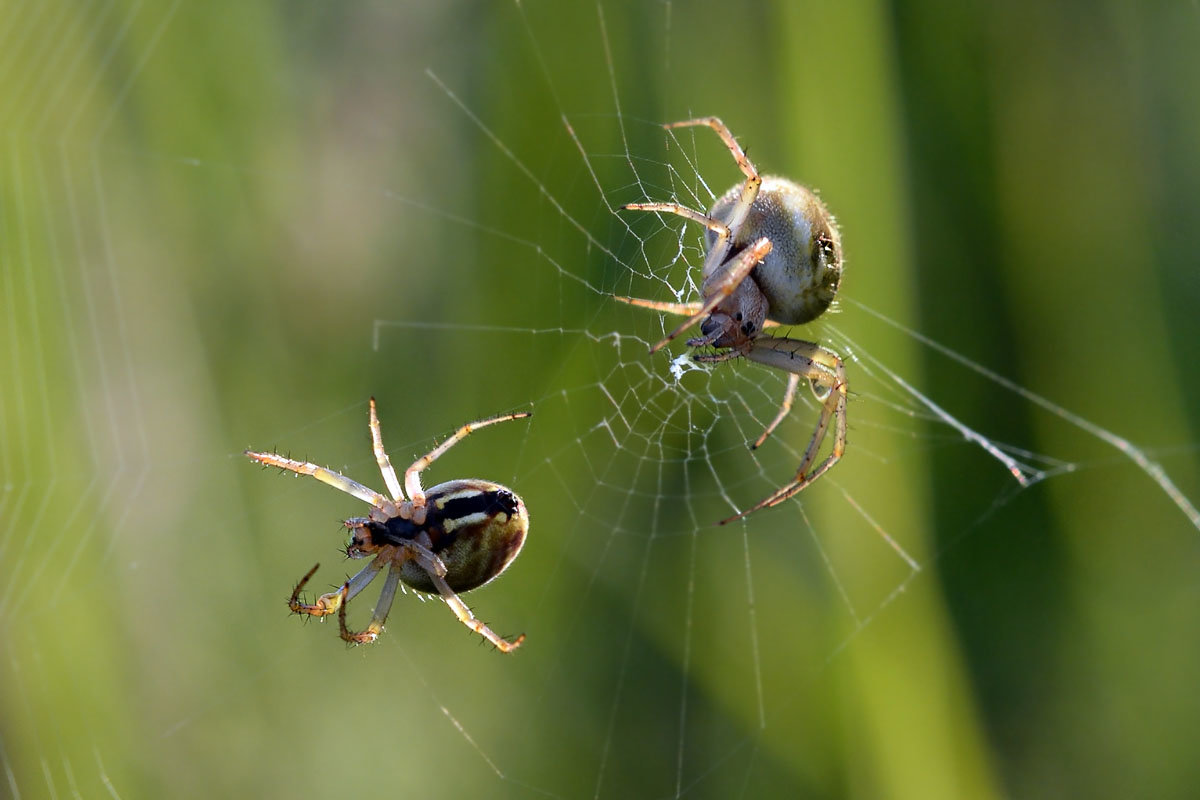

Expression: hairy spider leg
xmin=244 ymin=450 xmax=399 ymax=518
xmin=753 ymin=373 xmax=801 ymax=450
xmin=407 ymin=541 xmax=525 ymax=653
xmin=621 ymin=202 xmax=730 ymax=239
xmin=403 ymin=411 xmax=532 ymax=524
xmin=368 ymin=397 xmax=405 ymax=504
xmin=339 ymin=561 xmax=402 ymax=644
xmin=611 ymin=296 xmax=783 ymax=330
xmin=612 ymin=297 xmax=704 ymax=317
xmin=752 ymin=341 xmax=844 ymax=495
xmin=288 ymin=558 xmax=385 ymax=616
xmin=664 ymin=116 xmax=759 ymax=188
xmin=664 ymin=117 xmax=762 ymax=284
xmin=719 ymin=339 xmax=847 ymax=525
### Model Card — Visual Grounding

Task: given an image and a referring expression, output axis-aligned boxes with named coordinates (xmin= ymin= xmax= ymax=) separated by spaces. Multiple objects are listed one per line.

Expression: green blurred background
xmin=2 ymin=1 xmax=1198 ymax=798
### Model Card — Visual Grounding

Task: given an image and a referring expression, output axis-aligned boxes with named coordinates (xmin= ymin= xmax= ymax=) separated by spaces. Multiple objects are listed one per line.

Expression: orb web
xmin=2 ymin=1 xmax=1198 ymax=798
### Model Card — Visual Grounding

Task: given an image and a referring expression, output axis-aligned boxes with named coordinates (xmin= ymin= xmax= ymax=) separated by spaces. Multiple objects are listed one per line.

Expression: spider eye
xmin=816 ymin=232 xmax=837 ymax=262
xmin=342 ymin=520 xmax=379 ymax=558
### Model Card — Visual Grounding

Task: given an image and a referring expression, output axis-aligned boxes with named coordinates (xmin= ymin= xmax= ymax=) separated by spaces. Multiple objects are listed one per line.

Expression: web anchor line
xmin=846 ymin=299 xmax=1200 ymax=533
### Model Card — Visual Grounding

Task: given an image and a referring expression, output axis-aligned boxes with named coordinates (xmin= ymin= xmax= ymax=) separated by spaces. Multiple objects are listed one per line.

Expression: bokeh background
xmin=2 ymin=1 xmax=1199 ymax=798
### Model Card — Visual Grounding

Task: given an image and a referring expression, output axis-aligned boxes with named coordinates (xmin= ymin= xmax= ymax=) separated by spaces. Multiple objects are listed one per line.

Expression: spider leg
xmin=288 ymin=557 xmax=385 ymax=617
xmin=753 ymin=373 xmax=801 ymax=450
xmin=664 ymin=117 xmax=762 ymax=267
xmin=245 ymin=450 xmax=398 ymax=516
xmin=368 ymin=397 xmax=405 ymax=502
xmin=718 ymin=338 xmax=847 ymax=525
xmin=403 ymin=412 xmax=532 ymax=525
xmin=406 ymin=542 xmax=525 ymax=653
xmin=612 ymin=295 xmax=782 ymax=330
xmin=340 ymin=561 xmax=402 ymax=644
xmin=641 ymin=237 xmax=772 ymax=354
xmin=691 ymin=347 xmax=744 ymax=364
xmin=620 ymin=202 xmax=730 ymax=238
xmin=611 ymin=296 xmax=703 ymax=317
xmin=664 ymin=117 xmax=759 ymax=185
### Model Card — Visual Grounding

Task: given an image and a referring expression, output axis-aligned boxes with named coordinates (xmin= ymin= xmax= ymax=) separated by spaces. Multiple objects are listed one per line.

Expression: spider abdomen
xmin=707 ymin=176 xmax=842 ymax=325
xmin=381 ymin=479 xmax=528 ymax=594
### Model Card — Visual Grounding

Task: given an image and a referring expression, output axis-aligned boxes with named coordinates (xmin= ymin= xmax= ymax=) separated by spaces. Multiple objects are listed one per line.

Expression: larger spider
xmin=618 ymin=117 xmax=847 ymax=524
xmin=245 ymin=399 xmax=530 ymax=652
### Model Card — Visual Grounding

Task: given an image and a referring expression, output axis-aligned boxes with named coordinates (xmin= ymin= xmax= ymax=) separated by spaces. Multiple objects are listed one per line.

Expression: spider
xmin=245 ymin=399 xmax=530 ymax=651
xmin=618 ymin=117 xmax=847 ymax=524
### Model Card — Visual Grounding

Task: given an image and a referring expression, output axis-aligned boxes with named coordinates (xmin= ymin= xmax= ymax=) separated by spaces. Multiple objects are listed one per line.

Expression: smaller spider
xmin=245 ymin=399 xmax=530 ymax=651
xmin=618 ymin=117 xmax=847 ymax=524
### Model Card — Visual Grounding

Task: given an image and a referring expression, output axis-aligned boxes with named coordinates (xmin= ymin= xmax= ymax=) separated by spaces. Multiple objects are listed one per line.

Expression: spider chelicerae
xmin=618 ymin=117 xmax=847 ymax=524
xmin=245 ymin=399 xmax=530 ymax=652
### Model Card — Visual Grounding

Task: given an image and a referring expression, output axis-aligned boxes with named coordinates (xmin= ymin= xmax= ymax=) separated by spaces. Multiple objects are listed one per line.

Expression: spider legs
xmin=368 ymin=397 xmax=404 ymax=503
xmin=431 ymin=572 xmax=526 ymax=653
xmin=663 ymin=116 xmax=762 ymax=265
xmin=403 ymin=412 xmax=532 ymax=523
xmin=404 ymin=543 xmax=526 ymax=653
xmin=288 ymin=558 xmax=385 ymax=617
xmin=244 ymin=449 xmax=399 ymax=517
xmin=719 ymin=338 xmax=847 ymax=525
xmin=664 ymin=117 xmax=759 ymax=187
xmin=339 ymin=563 xmax=402 ymax=644
xmin=284 ymin=553 xmax=413 ymax=646
xmin=324 ymin=543 xmax=523 ymax=651
xmin=753 ymin=373 xmax=801 ymax=450
xmin=611 ymin=296 xmax=784 ymax=333
xmin=611 ymin=296 xmax=703 ymax=317
xmin=611 ymin=297 xmax=844 ymax=522
xmin=621 ymin=202 xmax=730 ymax=238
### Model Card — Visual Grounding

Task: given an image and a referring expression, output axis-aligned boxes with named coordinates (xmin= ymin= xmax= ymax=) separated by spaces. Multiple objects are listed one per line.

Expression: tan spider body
xmin=619 ymin=118 xmax=847 ymax=524
xmin=246 ymin=399 xmax=529 ymax=651
xmin=706 ymin=176 xmax=842 ymax=328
